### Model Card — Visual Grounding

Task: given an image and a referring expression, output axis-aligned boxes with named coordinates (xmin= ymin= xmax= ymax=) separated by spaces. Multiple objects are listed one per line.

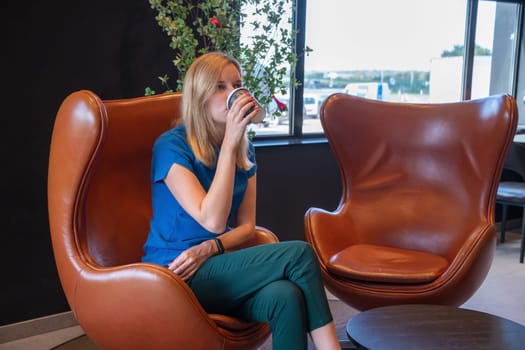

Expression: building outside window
xmin=247 ymin=0 xmax=523 ymax=138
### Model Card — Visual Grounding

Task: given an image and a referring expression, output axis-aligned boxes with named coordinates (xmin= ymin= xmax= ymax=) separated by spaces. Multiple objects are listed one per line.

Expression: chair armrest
xmin=237 ymin=225 xmax=279 ymax=249
xmin=304 ymin=206 xmax=354 ymax=266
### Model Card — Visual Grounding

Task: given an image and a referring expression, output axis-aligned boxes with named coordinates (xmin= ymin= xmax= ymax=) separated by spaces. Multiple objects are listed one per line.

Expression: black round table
xmin=346 ymin=304 xmax=525 ymax=350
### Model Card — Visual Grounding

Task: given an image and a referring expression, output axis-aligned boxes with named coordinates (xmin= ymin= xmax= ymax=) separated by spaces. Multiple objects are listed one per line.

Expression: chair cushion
xmin=327 ymin=244 xmax=449 ymax=284
xmin=496 ymin=182 xmax=525 ymax=205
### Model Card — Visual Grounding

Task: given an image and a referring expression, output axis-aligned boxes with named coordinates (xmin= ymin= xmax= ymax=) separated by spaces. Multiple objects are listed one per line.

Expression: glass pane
xmin=472 ymin=1 xmax=519 ymax=99
xmin=304 ymin=0 xmax=468 ymax=133
xmin=240 ymin=1 xmax=294 ymax=137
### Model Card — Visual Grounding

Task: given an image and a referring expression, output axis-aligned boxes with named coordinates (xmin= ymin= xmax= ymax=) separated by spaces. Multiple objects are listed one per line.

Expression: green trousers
xmin=187 ymin=240 xmax=333 ymax=350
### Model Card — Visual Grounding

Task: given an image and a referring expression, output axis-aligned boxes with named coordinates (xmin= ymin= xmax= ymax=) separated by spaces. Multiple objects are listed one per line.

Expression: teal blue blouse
xmin=142 ymin=125 xmax=257 ymax=266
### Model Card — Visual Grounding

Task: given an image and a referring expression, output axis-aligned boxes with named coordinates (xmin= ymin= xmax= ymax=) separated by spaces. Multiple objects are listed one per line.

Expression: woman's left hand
xmin=223 ymin=93 xmax=257 ymax=151
xmin=167 ymin=240 xmax=216 ymax=281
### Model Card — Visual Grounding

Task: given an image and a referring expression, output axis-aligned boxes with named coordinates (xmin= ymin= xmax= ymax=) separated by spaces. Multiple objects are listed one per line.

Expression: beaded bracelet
xmin=214 ymin=238 xmax=224 ymax=255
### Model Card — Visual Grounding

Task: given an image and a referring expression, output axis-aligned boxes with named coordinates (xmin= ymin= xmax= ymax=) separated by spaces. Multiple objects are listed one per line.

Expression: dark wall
xmin=256 ymin=143 xmax=341 ymax=240
xmin=0 ymin=1 xmax=341 ymax=325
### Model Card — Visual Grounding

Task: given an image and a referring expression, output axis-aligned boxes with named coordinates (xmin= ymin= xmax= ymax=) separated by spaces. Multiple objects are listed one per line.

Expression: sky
xmin=303 ymin=0 xmax=496 ymax=72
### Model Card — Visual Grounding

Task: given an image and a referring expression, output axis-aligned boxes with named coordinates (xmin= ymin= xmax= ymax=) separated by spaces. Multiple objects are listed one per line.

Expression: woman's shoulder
xmin=155 ymin=124 xmax=187 ymax=147
xmin=152 ymin=124 xmax=196 ymax=167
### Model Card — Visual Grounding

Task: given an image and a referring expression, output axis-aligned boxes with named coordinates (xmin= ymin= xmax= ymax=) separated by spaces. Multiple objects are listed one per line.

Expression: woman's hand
xmin=223 ymin=92 xmax=258 ymax=151
xmin=167 ymin=240 xmax=216 ymax=281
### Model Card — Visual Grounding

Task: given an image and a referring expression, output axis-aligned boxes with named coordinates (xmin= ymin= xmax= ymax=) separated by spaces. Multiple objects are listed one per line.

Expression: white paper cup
xmin=227 ymin=87 xmax=266 ymax=123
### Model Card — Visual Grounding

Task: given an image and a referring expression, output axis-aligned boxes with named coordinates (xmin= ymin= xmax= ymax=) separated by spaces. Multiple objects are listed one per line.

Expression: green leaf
xmin=147 ymin=0 xmax=305 ymax=117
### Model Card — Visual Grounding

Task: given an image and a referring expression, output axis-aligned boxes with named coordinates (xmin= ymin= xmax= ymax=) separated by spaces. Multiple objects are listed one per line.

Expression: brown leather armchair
xmin=48 ymin=90 xmax=277 ymax=350
xmin=305 ymin=93 xmax=517 ymax=311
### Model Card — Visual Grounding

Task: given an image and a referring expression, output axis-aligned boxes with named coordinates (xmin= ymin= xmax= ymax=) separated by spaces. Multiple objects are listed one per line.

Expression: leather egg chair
xmin=48 ymin=90 xmax=277 ymax=350
xmin=305 ymin=93 xmax=518 ymax=311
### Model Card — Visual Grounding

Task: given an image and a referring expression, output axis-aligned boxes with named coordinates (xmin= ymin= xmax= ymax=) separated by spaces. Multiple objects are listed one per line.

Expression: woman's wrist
xmin=213 ymin=237 xmax=225 ymax=255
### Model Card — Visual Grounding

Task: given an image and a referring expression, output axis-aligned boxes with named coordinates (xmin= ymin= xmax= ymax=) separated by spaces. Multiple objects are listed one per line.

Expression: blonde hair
xmin=181 ymin=52 xmax=253 ymax=170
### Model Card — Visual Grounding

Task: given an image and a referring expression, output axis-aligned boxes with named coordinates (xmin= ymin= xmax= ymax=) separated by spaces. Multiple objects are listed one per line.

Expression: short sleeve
xmin=151 ymin=127 xmax=194 ymax=183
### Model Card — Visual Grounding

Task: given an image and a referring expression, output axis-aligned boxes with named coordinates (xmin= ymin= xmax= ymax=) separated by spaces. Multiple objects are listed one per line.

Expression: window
xmin=250 ymin=0 xmax=523 ymax=138
xmin=471 ymin=1 xmax=519 ymax=100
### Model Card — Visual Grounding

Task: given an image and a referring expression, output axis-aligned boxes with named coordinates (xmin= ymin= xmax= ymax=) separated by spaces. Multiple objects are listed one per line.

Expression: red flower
xmin=273 ymin=96 xmax=288 ymax=112
xmin=209 ymin=16 xmax=233 ymax=29
xmin=209 ymin=17 xmax=221 ymax=28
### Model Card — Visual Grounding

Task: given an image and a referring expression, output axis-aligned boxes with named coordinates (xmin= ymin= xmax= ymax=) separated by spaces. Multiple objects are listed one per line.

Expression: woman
xmin=142 ymin=52 xmax=341 ymax=350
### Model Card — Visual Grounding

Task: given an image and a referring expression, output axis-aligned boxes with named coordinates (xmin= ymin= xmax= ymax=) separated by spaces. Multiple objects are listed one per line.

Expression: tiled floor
xmin=1 ymin=230 xmax=523 ymax=350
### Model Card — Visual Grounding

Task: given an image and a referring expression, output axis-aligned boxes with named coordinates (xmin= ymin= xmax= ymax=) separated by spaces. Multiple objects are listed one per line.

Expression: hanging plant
xmin=147 ymin=0 xmax=303 ymax=118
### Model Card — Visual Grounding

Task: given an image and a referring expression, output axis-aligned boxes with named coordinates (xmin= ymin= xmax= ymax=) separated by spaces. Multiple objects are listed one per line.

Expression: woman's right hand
xmin=167 ymin=240 xmax=216 ymax=281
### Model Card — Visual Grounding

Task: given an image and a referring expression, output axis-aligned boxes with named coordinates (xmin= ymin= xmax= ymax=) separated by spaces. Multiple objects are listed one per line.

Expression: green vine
xmin=147 ymin=0 xmax=302 ymax=116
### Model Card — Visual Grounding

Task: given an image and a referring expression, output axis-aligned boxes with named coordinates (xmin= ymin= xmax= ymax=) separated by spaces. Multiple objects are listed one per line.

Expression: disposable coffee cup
xmin=227 ymin=88 xmax=266 ymax=123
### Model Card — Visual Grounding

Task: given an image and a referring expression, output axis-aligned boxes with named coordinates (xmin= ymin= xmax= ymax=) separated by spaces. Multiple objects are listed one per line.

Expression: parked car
xmin=317 ymin=93 xmax=330 ymax=114
xmin=303 ymin=94 xmax=319 ymax=118
xmin=265 ymin=95 xmax=314 ymax=125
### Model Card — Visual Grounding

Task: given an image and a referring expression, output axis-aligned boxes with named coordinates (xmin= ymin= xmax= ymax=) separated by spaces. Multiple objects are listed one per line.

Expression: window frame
xmin=253 ymin=0 xmax=524 ymax=144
